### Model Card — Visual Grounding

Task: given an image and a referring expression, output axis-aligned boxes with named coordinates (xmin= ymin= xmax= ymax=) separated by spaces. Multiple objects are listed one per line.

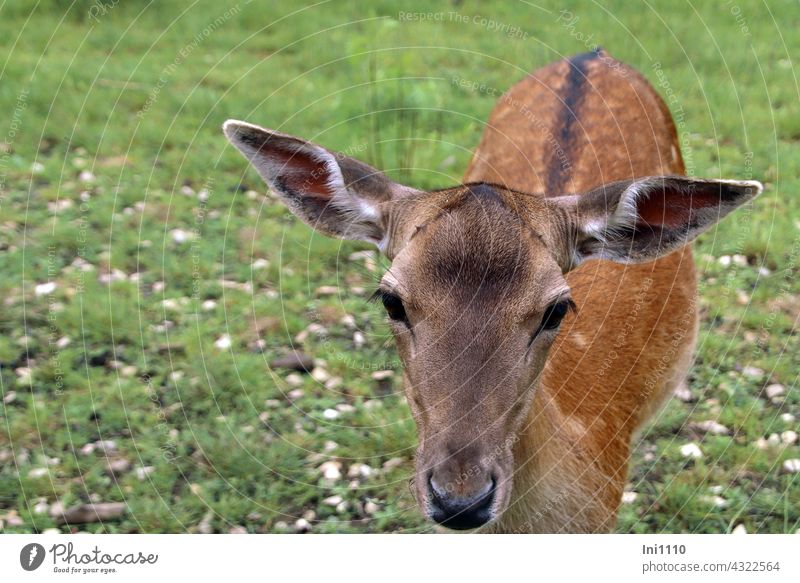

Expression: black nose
xmin=428 ymin=474 xmax=496 ymax=530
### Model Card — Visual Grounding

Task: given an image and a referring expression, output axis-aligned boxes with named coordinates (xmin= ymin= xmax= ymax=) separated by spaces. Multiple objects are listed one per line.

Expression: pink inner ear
xmin=636 ymin=186 xmax=721 ymax=228
xmin=268 ymin=147 xmax=334 ymax=198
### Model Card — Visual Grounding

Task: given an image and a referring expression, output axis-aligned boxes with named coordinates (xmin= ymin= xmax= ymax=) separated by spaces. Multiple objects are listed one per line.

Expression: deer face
xmin=224 ymin=120 xmax=761 ymax=530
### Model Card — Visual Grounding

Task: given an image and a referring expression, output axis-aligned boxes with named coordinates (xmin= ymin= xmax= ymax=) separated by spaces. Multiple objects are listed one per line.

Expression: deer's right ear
xmin=223 ymin=120 xmax=417 ymax=248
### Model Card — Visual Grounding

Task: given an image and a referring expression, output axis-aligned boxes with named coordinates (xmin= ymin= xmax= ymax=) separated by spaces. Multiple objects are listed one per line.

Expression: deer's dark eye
xmin=372 ymin=290 xmax=408 ymax=324
xmin=532 ymin=298 xmax=575 ymax=341
xmin=541 ymin=299 xmax=572 ymax=330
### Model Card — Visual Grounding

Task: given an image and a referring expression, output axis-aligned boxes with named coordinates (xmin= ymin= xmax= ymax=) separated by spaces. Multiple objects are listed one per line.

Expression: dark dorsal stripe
xmin=544 ymin=49 xmax=601 ymax=196
xmin=465 ymin=182 xmax=505 ymax=205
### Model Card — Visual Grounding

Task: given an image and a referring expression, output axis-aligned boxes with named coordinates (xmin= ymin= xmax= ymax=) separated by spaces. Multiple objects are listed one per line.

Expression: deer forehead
xmin=385 ymin=191 xmax=568 ymax=314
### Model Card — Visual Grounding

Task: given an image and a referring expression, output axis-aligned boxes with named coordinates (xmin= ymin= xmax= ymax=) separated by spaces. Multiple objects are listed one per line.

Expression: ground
xmin=0 ymin=0 xmax=798 ymax=533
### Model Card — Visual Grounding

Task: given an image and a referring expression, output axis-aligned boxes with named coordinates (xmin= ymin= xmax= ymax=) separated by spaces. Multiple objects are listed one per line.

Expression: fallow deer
xmin=223 ymin=49 xmax=761 ymax=532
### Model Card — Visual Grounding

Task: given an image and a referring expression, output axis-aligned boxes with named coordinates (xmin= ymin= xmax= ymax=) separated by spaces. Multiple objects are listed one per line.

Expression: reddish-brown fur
xmin=464 ymin=51 xmax=696 ymax=532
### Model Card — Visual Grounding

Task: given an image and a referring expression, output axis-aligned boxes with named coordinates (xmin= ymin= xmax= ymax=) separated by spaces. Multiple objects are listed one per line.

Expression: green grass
xmin=1 ymin=0 xmax=798 ymax=533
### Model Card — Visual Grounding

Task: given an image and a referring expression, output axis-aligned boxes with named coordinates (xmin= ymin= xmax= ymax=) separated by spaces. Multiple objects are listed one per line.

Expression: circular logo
xmin=20 ymin=543 xmax=46 ymax=571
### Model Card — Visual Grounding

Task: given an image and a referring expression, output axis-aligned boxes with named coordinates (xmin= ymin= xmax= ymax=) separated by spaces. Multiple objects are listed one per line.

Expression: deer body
xmin=224 ymin=51 xmax=761 ymax=533
xmin=465 ymin=50 xmax=697 ymax=533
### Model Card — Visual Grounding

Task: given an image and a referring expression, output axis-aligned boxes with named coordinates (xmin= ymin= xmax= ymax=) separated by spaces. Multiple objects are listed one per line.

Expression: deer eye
xmin=532 ymin=298 xmax=575 ymax=340
xmin=372 ymin=290 xmax=408 ymax=324
xmin=541 ymin=299 xmax=571 ymax=330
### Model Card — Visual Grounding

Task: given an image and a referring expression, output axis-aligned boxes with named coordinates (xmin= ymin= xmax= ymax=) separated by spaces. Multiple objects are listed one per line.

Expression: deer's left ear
xmin=554 ymin=175 xmax=763 ymax=265
xmin=223 ymin=120 xmax=418 ymax=248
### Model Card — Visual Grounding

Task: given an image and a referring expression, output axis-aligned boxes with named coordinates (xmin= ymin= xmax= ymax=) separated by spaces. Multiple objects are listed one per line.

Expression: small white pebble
xmin=315 ymin=285 xmax=338 ymax=296
xmin=323 ymin=495 xmax=343 ymax=506
xmin=322 ymin=408 xmax=340 ymax=420
xmin=732 ymin=254 xmax=748 ymax=267
xmin=732 ymin=524 xmax=747 ymax=535
xmin=170 ymin=229 xmax=193 ymax=244
xmin=765 ymin=384 xmax=785 ymax=399
xmin=318 ymin=461 xmax=342 ymax=481
xmin=98 ymin=269 xmax=128 ymax=284
xmin=680 ymin=442 xmax=703 ymax=459
xmin=741 ymin=366 xmax=764 ymax=380
xmin=28 ymin=468 xmax=48 ymax=478
xmin=781 ymin=431 xmax=798 ymax=445
xmin=353 ymin=331 xmax=365 ymax=349
xmin=382 ymin=457 xmax=404 ymax=471
xmin=201 ymin=299 xmax=217 ymax=311
xmin=162 ymin=298 xmax=180 ymax=310
xmin=347 ymin=463 xmax=373 ymax=479
xmin=135 ymin=466 xmax=155 ymax=480
xmin=285 ymin=373 xmax=304 ymax=388
xmin=35 ymin=282 xmax=57 ymax=296
xmin=252 ymin=258 xmax=269 ymax=270
xmin=371 ymin=370 xmax=394 ymax=381
xmin=214 ymin=334 xmax=232 ymax=350
xmin=711 ymin=496 xmax=728 ymax=508
xmin=674 ymin=385 xmax=693 ymax=402
xmin=780 ymin=413 xmax=796 ymax=423
xmin=294 ymin=518 xmax=311 ymax=533
xmin=736 ymin=291 xmax=750 ymax=305
xmin=621 ymin=491 xmax=638 ymax=504
xmin=718 ymin=255 xmax=732 ymax=266
xmin=364 ymin=500 xmax=380 ymax=515
xmin=783 ymin=459 xmax=800 ymax=473
xmin=96 ymin=440 xmax=117 ymax=452
xmin=694 ymin=420 xmax=730 ymax=435
xmin=120 ymin=365 xmax=138 ymax=377
xmin=311 ymin=367 xmax=331 ymax=383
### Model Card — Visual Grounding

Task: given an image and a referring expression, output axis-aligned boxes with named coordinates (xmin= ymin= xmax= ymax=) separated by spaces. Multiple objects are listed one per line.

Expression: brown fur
xmin=463 ymin=50 xmax=696 ymax=532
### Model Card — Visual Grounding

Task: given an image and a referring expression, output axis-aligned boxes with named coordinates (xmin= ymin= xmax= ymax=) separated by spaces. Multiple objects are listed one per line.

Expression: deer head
xmin=223 ymin=120 xmax=761 ymax=530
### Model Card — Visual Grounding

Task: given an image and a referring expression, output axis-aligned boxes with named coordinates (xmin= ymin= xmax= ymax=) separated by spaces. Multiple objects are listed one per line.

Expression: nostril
xmin=427 ymin=474 xmax=496 ymax=530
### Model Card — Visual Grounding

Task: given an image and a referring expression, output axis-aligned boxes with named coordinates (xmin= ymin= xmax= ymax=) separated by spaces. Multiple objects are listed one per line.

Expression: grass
xmin=0 ymin=0 xmax=798 ymax=533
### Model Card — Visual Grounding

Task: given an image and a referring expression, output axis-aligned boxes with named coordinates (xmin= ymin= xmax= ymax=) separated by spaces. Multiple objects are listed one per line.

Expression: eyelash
xmin=370 ymin=290 xmax=409 ymax=325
